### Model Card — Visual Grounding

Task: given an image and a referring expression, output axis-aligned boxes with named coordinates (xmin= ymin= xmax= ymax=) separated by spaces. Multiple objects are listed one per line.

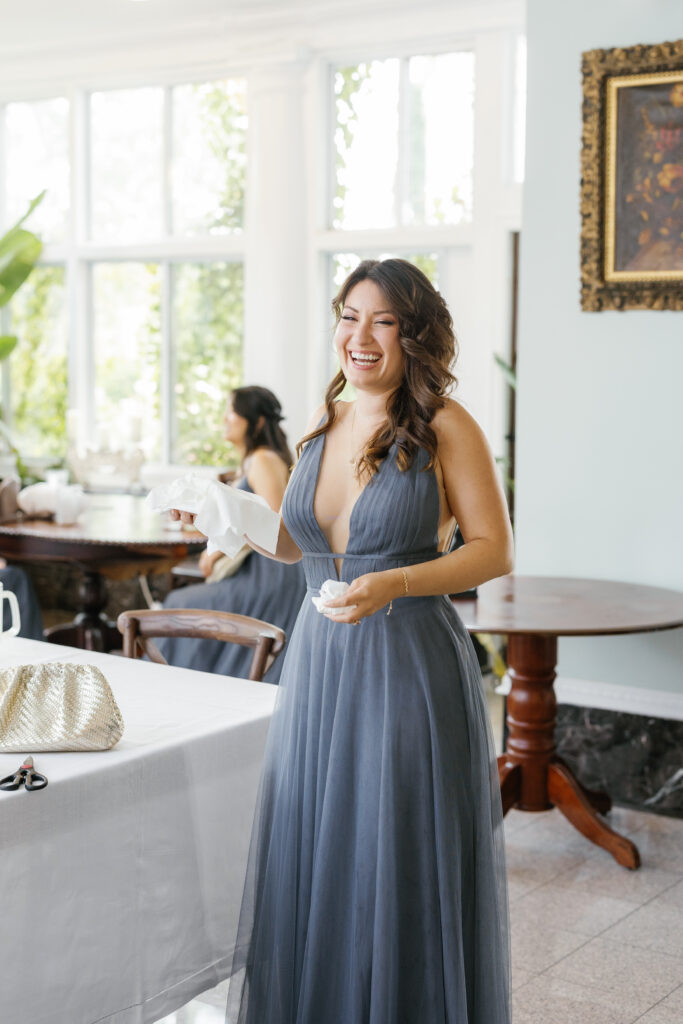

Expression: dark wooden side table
xmin=0 ymin=494 xmax=205 ymax=651
xmin=454 ymin=575 xmax=683 ymax=869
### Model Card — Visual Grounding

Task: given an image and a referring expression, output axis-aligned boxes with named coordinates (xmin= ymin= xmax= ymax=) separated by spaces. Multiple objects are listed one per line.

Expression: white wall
xmin=516 ymin=0 xmax=683 ymax=694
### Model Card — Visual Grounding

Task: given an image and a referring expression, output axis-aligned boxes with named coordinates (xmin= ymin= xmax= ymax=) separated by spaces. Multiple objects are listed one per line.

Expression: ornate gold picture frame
xmin=581 ymin=38 xmax=683 ymax=311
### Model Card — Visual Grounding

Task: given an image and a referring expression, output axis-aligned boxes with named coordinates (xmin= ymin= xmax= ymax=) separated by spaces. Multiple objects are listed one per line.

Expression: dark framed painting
xmin=581 ymin=38 xmax=683 ymax=310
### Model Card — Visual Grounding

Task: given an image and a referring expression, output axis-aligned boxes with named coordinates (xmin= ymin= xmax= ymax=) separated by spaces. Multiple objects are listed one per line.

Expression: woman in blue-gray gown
xmin=158 ymin=386 xmax=305 ymax=684
xmin=174 ymin=260 xmax=513 ymax=1023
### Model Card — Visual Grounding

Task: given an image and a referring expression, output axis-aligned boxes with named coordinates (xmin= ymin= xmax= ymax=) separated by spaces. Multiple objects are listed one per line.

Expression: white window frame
xmin=310 ymin=29 xmax=524 ymax=456
xmin=0 ymin=69 xmax=248 ymax=471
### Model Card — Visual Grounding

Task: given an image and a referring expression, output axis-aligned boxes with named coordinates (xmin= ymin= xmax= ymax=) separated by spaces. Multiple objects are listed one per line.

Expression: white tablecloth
xmin=0 ymin=637 xmax=277 ymax=1024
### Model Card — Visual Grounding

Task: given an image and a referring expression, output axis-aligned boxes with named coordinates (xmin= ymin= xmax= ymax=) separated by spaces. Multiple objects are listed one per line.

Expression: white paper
xmin=311 ymin=579 xmax=358 ymax=616
xmin=146 ymin=474 xmax=280 ymax=557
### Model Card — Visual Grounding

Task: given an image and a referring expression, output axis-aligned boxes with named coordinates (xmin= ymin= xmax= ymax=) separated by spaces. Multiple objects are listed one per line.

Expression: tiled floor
xmin=159 ymin=691 xmax=683 ymax=1023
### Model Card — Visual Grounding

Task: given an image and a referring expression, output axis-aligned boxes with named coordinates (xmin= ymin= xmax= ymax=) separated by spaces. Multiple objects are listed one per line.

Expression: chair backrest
xmin=116 ymin=608 xmax=286 ymax=682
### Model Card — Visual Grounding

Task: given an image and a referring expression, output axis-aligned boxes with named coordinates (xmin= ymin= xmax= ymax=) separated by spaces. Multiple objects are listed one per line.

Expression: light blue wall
xmin=516 ymin=1 xmax=683 ymax=694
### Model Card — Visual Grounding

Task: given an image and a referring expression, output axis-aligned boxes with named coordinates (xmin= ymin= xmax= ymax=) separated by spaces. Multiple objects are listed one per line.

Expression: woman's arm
xmin=170 ymin=508 xmax=302 ymax=564
xmin=170 ymin=404 xmax=329 ymax=565
xmin=324 ymin=400 xmax=513 ymax=621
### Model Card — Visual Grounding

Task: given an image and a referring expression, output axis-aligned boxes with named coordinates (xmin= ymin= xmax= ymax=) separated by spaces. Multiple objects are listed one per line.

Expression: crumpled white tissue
xmin=18 ymin=482 xmax=86 ymax=524
xmin=146 ymin=474 xmax=280 ymax=557
xmin=311 ymin=579 xmax=358 ymax=616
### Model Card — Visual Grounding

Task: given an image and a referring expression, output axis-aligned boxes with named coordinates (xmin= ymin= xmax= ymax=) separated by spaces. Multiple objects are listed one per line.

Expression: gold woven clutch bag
xmin=0 ymin=663 xmax=125 ymax=752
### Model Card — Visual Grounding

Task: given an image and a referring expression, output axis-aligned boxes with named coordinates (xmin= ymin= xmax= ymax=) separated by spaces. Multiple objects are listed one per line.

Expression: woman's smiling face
xmin=334 ymin=279 xmax=404 ymax=393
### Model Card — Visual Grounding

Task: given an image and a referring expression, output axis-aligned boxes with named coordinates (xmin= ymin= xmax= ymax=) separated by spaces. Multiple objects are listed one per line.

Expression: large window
xmin=320 ymin=49 xmax=475 ymax=383
xmin=333 ymin=53 xmax=474 ymax=230
xmin=0 ymin=77 xmax=247 ymax=467
xmin=315 ymin=35 xmax=524 ymax=459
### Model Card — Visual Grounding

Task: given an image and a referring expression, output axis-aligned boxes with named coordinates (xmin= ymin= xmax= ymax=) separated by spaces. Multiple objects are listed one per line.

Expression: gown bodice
xmin=282 ymin=428 xmax=442 ymax=590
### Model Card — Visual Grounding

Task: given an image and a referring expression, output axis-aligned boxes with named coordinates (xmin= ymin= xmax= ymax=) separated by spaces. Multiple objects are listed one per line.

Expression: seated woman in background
xmin=158 ymin=386 xmax=306 ymax=683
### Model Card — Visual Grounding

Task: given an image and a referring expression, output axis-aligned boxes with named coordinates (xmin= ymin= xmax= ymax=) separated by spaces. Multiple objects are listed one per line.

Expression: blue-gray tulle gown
xmin=157 ymin=478 xmax=306 ymax=684
xmin=226 ymin=432 xmax=511 ymax=1023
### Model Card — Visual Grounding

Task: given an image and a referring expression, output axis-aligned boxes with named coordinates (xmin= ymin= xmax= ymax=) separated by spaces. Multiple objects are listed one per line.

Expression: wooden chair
xmin=116 ymin=608 xmax=286 ymax=682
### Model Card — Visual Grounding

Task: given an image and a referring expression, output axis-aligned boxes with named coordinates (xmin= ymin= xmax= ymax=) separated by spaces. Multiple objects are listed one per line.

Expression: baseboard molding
xmin=495 ymin=674 xmax=683 ymax=722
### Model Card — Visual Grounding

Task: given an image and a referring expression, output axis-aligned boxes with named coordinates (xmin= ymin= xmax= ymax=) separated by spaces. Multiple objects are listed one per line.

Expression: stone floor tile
xmin=511 ymin=881 xmax=638 ymax=936
xmin=602 ymin=882 xmax=683 ymax=958
xmin=654 ymin=984 xmax=683 ymax=1013
xmin=503 ymin=808 xmax=539 ymax=837
xmin=505 ymin=811 xmax=611 ymax=859
xmin=511 ymin=965 xmax=537 ymax=991
xmin=626 ymin=816 xmax=683 ymax=872
xmin=633 ymin=984 xmax=683 ymax=1022
xmin=505 ymin=842 xmax=586 ymax=900
xmin=510 ymin=917 xmax=589 ymax=973
xmin=544 ymin=935 xmax=683 ymax=1008
xmin=512 ymin=974 xmax=645 ymax=1024
xmin=552 ymin=856 xmax=683 ymax=905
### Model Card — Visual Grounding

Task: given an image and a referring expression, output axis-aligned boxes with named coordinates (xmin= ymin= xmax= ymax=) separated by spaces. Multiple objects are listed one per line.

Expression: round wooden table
xmin=0 ymin=494 xmax=205 ymax=651
xmin=454 ymin=575 xmax=683 ymax=869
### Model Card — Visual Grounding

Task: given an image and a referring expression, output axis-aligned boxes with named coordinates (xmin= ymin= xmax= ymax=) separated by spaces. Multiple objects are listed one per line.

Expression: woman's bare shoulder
xmin=432 ymin=398 xmax=486 ymax=446
xmin=303 ymin=400 xmax=350 ymax=435
xmin=304 ymin=403 xmax=327 ymax=434
xmin=246 ymin=447 xmax=286 ymax=469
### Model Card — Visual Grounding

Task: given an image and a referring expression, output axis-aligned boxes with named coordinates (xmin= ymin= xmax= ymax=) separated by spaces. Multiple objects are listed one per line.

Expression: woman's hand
xmin=198 ymin=548 xmax=223 ymax=578
xmin=169 ymin=508 xmax=199 ymax=528
xmin=321 ymin=570 xmax=400 ymax=625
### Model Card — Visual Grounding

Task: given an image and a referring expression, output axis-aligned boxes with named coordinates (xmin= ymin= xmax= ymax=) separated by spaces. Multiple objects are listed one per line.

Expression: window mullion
xmin=396 ymin=57 xmax=410 ymax=228
xmin=161 ymin=88 xmax=173 ymax=464
xmin=0 ymin=103 xmax=6 ymax=230
xmin=163 ymin=86 xmax=173 ymax=238
xmin=0 ymin=104 xmax=11 ymax=428
xmin=161 ymin=261 xmax=173 ymax=465
xmin=72 ymin=89 xmax=93 ymax=451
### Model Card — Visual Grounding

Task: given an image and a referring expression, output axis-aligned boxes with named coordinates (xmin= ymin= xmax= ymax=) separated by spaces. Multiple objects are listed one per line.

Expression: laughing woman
xmin=174 ymin=260 xmax=512 ymax=1023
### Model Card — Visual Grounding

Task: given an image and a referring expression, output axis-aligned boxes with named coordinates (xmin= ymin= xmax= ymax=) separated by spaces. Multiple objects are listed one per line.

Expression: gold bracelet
xmin=387 ymin=568 xmax=409 ymax=616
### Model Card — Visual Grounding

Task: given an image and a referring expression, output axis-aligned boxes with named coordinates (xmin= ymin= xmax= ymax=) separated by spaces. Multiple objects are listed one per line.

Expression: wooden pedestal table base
xmin=455 ymin=575 xmax=683 ymax=870
xmin=497 ymin=634 xmax=639 ymax=870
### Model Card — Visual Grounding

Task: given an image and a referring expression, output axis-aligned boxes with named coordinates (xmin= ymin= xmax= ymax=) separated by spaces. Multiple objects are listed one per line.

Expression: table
xmin=454 ymin=575 xmax=683 ymax=870
xmin=0 ymin=637 xmax=276 ymax=1024
xmin=0 ymin=494 xmax=205 ymax=651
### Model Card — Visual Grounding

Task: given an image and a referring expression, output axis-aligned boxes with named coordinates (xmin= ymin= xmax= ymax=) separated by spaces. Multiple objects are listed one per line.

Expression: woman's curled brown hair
xmin=297 ymin=258 xmax=458 ymax=477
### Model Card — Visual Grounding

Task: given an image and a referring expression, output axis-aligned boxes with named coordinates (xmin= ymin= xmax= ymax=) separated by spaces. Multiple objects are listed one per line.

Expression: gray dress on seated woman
xmin=157 ymin=478 xmax=306 ymax=684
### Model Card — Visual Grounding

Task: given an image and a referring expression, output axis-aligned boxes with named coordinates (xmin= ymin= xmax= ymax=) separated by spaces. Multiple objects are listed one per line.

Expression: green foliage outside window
xmin=333 ymin=63 xmax=373 ymax=227
xmin=169 ymin=79 xmax=247 ymax=466
xmin=173 ymin=261 xmax=243 ymax=467
xmin=190 ymin=80 xmax=247 ymax=232
xmin=9 ymin=265 xmax=67 ymax=459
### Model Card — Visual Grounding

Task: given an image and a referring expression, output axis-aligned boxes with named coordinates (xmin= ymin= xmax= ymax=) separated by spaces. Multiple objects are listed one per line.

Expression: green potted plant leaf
xmin=0 ymin=191 xmax=46 ymax=482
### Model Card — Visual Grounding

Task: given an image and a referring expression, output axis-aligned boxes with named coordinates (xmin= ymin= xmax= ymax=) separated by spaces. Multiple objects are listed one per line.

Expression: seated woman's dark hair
xmin=232 ymin=385 xmax=294 ymax=467
xmin=297 ymin=258 xmax=457 ymax=475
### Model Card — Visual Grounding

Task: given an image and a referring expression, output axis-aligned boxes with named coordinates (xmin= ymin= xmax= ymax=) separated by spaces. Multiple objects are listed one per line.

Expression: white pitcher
xmin=0 ymin=581 xmax=21 ymax=637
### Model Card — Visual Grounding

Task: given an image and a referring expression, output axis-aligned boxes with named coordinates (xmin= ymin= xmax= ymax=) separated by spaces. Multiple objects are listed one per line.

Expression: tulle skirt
xmin=226 ymin=592 xmax=510 ymax=1024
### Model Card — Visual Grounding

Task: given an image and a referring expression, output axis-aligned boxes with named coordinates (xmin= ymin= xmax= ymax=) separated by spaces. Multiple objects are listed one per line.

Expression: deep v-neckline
xmin=310 ymin=428 xmax=388 ymax=566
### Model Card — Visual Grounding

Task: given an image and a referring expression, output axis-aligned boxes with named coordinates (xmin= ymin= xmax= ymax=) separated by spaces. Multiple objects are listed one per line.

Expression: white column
xmin=243 ymin=59 xmax=311 ymax=445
